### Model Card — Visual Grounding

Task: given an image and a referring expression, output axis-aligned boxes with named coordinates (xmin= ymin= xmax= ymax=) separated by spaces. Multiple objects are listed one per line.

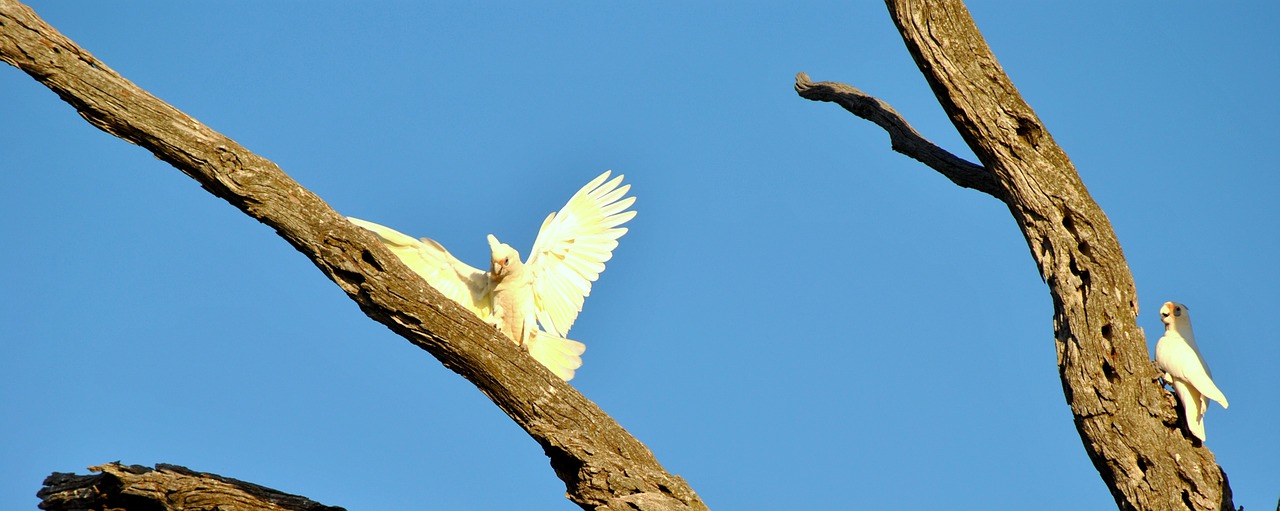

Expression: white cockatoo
xmin=1154 ymin=301 xmax=1228 ymax=441
xmin=347 ymin=171 xmax=635 ymax=381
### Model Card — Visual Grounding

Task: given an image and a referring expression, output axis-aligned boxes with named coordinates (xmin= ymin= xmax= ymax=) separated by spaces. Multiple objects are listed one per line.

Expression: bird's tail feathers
xmin=1173 ymin=382 xmax=1208 ymax=441
xmin=526 ymin=331 xmax=587 ymax=381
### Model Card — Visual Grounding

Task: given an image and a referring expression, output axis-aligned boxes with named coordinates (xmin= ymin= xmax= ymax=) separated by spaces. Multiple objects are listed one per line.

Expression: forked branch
xmin=794 ymin=72 xmax=998 ymax=197
xmin=798 ymin=0 xmax=1233 ymax=509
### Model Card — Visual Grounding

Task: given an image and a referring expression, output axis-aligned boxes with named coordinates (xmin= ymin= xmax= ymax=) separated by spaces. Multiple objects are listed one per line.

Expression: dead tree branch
xmin=797 ymin=1 xmax=1232 ymax=509
xmin=38 ymin=463 xmax=344 ymax=511
xmin=793 ymin=72 xmax=998 ymax=197
xmin=0 ymin=2 xmax=704 ymax=510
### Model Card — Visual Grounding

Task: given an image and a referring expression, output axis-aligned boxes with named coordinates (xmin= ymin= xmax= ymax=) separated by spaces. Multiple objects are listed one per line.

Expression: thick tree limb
xmin=798 ymin=1 xmax=1232 ymax=510
xmin=0 ymin=2 xmax=704 ymax=510
xmin=38 ymin=463 xmax=344 ymax=511
xmin=793 ymin=72 xmax=999 ymax=197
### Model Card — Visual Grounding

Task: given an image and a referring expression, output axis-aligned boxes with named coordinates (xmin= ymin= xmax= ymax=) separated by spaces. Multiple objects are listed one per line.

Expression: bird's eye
xmin=503 ymin=257 xmax=509 ymax=265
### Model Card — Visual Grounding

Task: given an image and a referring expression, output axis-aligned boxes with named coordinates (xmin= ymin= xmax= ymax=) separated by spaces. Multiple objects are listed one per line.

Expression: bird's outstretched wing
xmin=526 ymin=171 xmax=636 ymax=338
xmin=348 ymin=217 xmax=492 ymax=317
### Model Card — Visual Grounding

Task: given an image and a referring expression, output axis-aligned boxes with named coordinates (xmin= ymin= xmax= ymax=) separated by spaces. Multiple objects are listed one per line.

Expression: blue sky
xmin=2 ymin=2 xmax=1277 ymax=510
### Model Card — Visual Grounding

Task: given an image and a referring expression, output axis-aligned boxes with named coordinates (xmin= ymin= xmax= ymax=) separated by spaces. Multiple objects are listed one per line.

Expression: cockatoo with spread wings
xmin=1154 ymin=301 xmax=1229 ymax=441
xmin=347 ymin=171 xmax=635 ymax=381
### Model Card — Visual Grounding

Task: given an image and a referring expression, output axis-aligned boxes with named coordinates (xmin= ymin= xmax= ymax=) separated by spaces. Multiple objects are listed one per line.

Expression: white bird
xmin=1154 ymin=301 xmax=1228 ymax=441
xmin=348 ymin=171 xmax=636 ymax=381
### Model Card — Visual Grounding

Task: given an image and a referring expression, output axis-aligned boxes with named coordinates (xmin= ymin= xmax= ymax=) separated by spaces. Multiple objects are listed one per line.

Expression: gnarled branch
xmin=0 ymin=2 xmax=704 ymax=510
xmin=794 ymin=72 xmax=998 ymax=197
xmin=38 ymin=463 xmax=345 ymax=511
xmin=798 ymin=1 xmax=1232 ymax=509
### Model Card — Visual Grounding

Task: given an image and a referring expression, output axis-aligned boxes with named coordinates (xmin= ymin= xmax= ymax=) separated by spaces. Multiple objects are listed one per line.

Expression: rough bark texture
xmin=0 ymin=2 xmax=705 ymax=510
xmin=38 ymin=463 xmax=345 ymax=511
xmin=793 ymin=72 xmax=997 ymax=196
xmin=799 ymin=1 xmax=1231 ymax=510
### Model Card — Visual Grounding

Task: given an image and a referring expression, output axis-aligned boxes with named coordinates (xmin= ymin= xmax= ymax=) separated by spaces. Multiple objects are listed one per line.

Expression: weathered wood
xmin=797 ymin=1 xmax=1232 ymax=509
xmin=0 ymin=2 xmax=705 ymax=510
xmin=38 ymin=463 xmax=345 ymax=511
xmin=793 ymin=72 xmax=998 ymax=197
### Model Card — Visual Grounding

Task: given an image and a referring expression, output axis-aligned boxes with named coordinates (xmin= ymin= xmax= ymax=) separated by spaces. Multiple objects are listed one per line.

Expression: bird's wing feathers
xmin=1185 ymin=367 xmax=1229 ymax=409
xmin=348 ymin=217 xmax=492 ymax=316
xmin=1157 ymin=334 xmax=1229 ymax=409
xmin=526 ymin=171 xmax=636 ymax=338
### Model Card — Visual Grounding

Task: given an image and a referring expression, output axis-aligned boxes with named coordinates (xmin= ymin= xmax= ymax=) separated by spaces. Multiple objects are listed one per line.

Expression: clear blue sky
xmin=3 ymin=2 xmax=1277 ymax=509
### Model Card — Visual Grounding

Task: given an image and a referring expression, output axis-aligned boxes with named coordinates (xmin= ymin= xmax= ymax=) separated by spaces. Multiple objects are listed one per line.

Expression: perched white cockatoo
xmin=347 ymin=171 xmax=635 ymax=381
xmin=1154 ymin=301 xmax=1228 ymax=441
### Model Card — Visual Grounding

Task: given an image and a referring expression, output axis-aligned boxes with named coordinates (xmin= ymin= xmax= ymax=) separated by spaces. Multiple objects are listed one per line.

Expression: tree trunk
xmin=0 ymin=2 xmax=705 ymax=510
xmin=797 ymin=1 xmax=1231 ymax=510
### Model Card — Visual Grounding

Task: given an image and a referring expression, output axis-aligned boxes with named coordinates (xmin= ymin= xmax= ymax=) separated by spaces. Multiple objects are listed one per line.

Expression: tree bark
xmin=0 ymin=2 xmax=705 ymax=510
xmin=798 ymin=1 xmax=1231 ymax=510
xmin=38 ymin=463 xmax=345 ymax=511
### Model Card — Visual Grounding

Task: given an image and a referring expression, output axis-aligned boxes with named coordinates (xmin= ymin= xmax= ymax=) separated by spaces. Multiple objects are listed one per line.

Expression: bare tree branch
xmin=799 ymin=1 xmax=1233 ymax=509
xmin=39 ymin=463 xmax=345 ymax=511
xmin=793 ymin=72 xmax=999 ymax=197
xmin=0 ymin=2 xmax=705 ymax=510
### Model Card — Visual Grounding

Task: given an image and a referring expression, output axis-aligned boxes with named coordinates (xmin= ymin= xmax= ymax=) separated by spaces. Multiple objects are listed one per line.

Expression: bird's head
xmin=1159 ymin=301 xmax=1192 ymax=330
xmin=487 ymin=234 xmax=523 ymax=281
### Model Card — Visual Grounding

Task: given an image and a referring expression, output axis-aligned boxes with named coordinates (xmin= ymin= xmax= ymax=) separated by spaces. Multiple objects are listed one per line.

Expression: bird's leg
xmin=484 ymin=307 xmax=508 ymax=344
xmin=514 ymin=325 xmax=531 ymax=353
xmin=1151 ymin=360 xmax=1171 ymax=388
